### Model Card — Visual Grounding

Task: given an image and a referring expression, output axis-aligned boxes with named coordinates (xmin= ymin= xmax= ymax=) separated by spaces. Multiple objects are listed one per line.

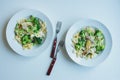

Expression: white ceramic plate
xmin=6 ymin=9 xmax=53 ymax=57
xmin=65 ymin=18 xmax=112 ymax=67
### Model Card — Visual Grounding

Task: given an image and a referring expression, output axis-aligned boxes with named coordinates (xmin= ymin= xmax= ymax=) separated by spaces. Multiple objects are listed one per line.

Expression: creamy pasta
xmin=72 ymin=27 xmax=105 ymax=59
xmin=14 ymin=15 xmax=47 ymax=49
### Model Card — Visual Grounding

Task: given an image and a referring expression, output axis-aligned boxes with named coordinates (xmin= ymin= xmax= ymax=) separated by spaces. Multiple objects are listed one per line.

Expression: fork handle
xmin=47 ymin=58 xmax=56 ymax=75
xmin=50 ymin=37 xmax=57 ymax=58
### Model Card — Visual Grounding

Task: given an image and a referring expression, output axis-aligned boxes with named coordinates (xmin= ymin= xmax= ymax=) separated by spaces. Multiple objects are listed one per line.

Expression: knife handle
xmin=47 ymin=58 xmax=56 ymax=75
xmin=50 ymin=38 xmax=57 ymax=58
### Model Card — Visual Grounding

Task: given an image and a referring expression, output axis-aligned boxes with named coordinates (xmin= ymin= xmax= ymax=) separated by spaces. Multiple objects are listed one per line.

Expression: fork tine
xmin=59 ymin=40 xmax=64 ymax=47
xmin=58 ymin=21 xmax=62 ymax=26
xmin=56 ymin=21 xmax=62 ymax=33
xmin=57 ymin=21 xmax=62 ymax=29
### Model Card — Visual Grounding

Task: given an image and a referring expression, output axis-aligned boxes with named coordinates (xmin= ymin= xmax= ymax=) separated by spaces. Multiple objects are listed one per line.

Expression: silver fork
xmin=47 ymin=40 xmax=64 ymax=75
xmin=50 ymin=21 xmax=62 ymax=58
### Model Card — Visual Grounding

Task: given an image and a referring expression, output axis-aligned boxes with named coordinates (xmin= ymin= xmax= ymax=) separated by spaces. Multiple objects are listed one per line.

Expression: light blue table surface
xmin=0 ymin=0 xmax=120 ymax=80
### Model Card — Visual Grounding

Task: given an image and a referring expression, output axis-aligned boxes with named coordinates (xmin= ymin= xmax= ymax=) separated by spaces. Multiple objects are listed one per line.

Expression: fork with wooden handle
xmin=50 ymin=21 xmax=62 ymax=58
xmin=47 ymin=41 xmax=64 ymax=75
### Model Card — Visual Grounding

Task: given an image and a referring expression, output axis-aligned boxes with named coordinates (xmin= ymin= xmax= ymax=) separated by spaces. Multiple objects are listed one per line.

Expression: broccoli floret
xmin=33 ymin=18 xmax=41 ymax=30
xmin=21 ymin=35 xmax=31 ymax=45
xmin=95 ymin=30 xmax=103 ymax=37
xmin=33 ymin=37 xmax=42 ymax=44
xmin=79 ymin=30 xmax=86 ymax=38
xmin=96 ymin=45 xmax=105 ymax=52
xmin=75 ymin=43 xmax=81 ymax=50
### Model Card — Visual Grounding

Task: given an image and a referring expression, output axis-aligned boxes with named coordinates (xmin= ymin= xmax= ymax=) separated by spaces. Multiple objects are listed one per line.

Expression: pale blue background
xmin=0 ymin=0 xmax=120 ymax=80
